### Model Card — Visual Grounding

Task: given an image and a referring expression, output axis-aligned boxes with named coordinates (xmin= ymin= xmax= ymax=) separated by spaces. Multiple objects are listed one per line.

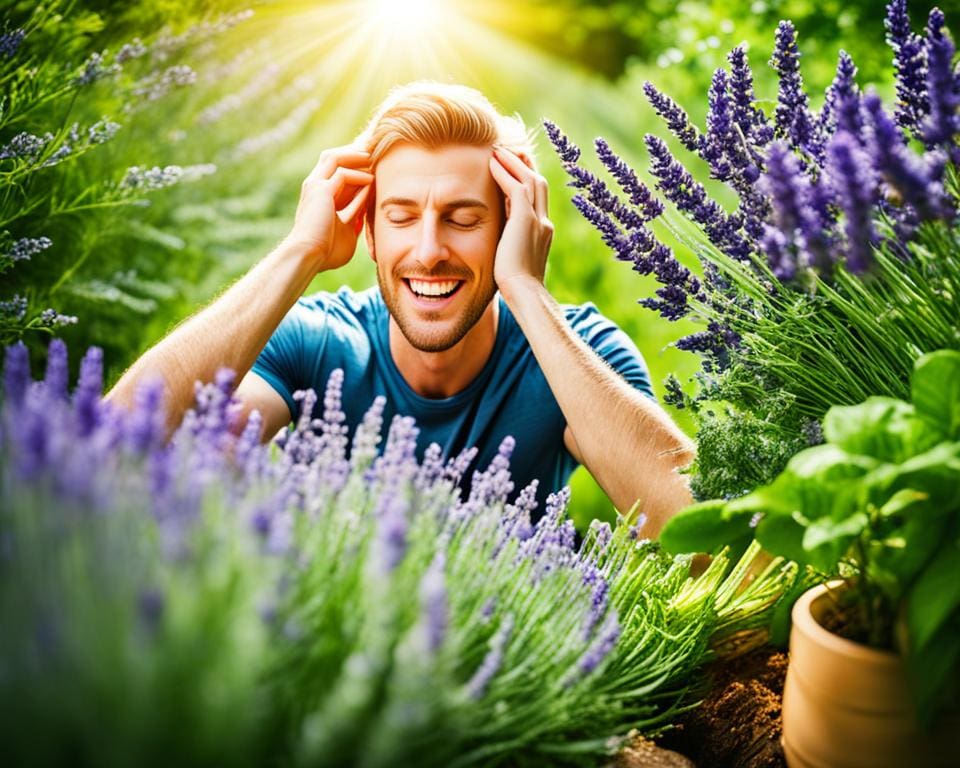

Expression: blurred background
xmin=2 ymin=0 xmax=957 ymax=528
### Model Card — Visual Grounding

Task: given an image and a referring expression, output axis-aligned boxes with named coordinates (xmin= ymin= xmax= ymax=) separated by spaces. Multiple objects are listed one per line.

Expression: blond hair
xmin=357 ymin=81 xmax=536 ymax=169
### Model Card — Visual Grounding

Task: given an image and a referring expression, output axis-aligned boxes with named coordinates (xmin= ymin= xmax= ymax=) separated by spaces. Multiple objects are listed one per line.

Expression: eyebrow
xmin=379 ymin=197 xmax=489 ymax=211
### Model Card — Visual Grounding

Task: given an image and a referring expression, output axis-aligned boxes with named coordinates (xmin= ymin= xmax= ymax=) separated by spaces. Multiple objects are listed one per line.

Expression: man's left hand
xmin=489 ymin=146 xmax=554 ymax=293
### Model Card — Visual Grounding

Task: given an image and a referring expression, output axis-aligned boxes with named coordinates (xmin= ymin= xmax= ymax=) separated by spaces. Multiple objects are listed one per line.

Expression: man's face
xmin=368 ymin=143 xmax=504 ymax=353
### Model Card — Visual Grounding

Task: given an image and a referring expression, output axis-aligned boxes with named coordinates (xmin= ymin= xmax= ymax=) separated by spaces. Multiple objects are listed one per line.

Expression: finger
xmin=490 ymin=157 xmax=523 ymax=198
xmin=493 ymin=148 xmax=536 ymax=205
xmin=338 ymin=183 xmax=371 ymax=225
xmin=535 ymin=178 xmax=549 ymax=219
xmin=325 ymin=167 xmax=374 ymax=200
xmin=306 ymin=146 xmax=371 ymax=183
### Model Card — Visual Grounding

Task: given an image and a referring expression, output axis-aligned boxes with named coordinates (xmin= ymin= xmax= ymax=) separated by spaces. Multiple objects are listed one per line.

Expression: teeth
xmin=409 ymin=279 xmax=459 ymax=297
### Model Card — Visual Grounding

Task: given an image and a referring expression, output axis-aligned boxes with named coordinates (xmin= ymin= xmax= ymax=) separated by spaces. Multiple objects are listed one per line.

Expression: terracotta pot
xmin=782 ymin=581 xmax=959 ymax=768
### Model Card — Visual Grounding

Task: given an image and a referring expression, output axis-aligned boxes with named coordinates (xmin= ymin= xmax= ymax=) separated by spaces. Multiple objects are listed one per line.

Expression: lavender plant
xmin=548 ymin=0 xmax=960 ymax=500
xmin=0 ymin=339 xmax=798 ymax=766
xmin=0 ymin=1 xmax=285 ymax=374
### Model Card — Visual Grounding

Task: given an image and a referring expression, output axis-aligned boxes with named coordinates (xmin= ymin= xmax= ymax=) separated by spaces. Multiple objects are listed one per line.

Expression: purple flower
xmin=770 ymin=21 xmax=815 ymax=153
xmin=73 ymin=347 xmax=104 ymax=437
xmin=827 ymin=131 xmax=879 ymax=273
xmin=126 ymin=378 xmax=166 ymax=453
xmin=759 ymin=142 xmax=834 ymax=277
xmin=702 ymin=68 xmax=736 ymax=182
xmin=43 ymin=339 xmax=69 ymax=401
xmin=419 ymin=552 xmax=448 ymax=654
xmin=820 ymin=52 xmax=863 ymax=146
xmin=0 ymin=294 xmax=27 ymax=320
xmin=3 ymin=342 xmax=30 ymax=407
xmin=885 ymin=0 xmax=929 ymax=135
xmin=921 ymin=9 xmax=960 ymax=154
xmin=594 ymin=138 xmax=663 ymax=221
xmin=644 ymin=81 xmax=702 ymax=153
xmin=675 ymin=320 xmax=741 ymax=373
xmin=0 ymin=28 xmax=25 ymax=59
xmin=466 ymin=614 xmax=514 ymax=699
xmin=4 ymin=236 xmax=52 ymax=263
xmin=375 ymin=490 xmax=408 ymax=572
xmin=38 ymin=309 xmax=78 ymax=329
xmin=575 ymin=614 xmax=621 ymax=678
xmin=645 ymin=134 xmax=751 ymax=262
xmin=74 ymin=51 xmax=120 ymax=86
xmin=542 ymin=119 xmax=580 ymax=164
xmin=0 ymin=132 xmax=52 ymax=161
xmin=468 ymin=436 xmax=515 ymax=506
xmin=728 ymin=45 xmax=773 ymax=150
xmin=864 ymin=91 xmax=952 ymax=221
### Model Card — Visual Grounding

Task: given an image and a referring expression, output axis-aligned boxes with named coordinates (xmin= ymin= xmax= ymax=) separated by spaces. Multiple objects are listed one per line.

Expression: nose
xmin=413 ymin=215 xmax=449 ymax=270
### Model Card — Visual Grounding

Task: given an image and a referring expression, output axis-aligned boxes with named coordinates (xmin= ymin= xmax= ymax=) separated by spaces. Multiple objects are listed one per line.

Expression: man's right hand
xmin=287 ymin=145 xmax=373 ymax=272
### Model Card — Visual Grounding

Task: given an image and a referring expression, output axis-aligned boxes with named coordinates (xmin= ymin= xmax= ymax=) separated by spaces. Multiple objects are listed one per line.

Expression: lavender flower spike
xmin=728 ymin=45 xmax=773 ymax=148
xmin=770 ymin=21 xmax=815 ymax=152
xmin=864 ymin=92 xmax=952 ymax=221
xmin=827 ymin=131 xmax=879 ymax=274
xmin=643 ymin=81 xmax=702 ymax=153
xmin=644 ymin=134 xmax=752 ymax=262
xmin=466 ymin=614 xmax=514 ymax=700
xmin=820 ymin=51 xmax=863 ymax=142
xmin=593 ymin=138 xmax=663 ymax=222
xmin=419 ymin=552 xmax=448 ymax=654
xmin=885 ymin=0 xmax=929 ymax=135
xmin=542 ymin=119 xmax=580 ymax=164
xmin=3 ymin=342 xmax=30 ymax=407
xmin=921 ymin=9 xmax=960 ymax=155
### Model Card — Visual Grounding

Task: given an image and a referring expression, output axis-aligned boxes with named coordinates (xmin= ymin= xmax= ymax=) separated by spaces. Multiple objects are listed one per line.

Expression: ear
xmin=365 ymin=220 xmax=376 ymax=263
xmin=364 ymin=179 xmax=377 ymax=262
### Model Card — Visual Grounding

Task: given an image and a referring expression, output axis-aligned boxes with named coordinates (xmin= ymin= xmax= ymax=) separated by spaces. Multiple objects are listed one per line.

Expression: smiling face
xmin=367 ymin=143 xmax=504 ymax=353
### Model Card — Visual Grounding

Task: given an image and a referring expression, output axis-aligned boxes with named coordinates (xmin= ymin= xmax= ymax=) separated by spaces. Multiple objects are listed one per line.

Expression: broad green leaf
xmin=886 ymin=442 xmax=960 ymax=508
xmin=823 ymin=397 xmax=941 ymax=463
xmin=868 ymin=491 xmax=947 ymax=586
xmin=756 ymin=512 xmax=810 ymax=566
xmin=659 ymin=499 xmax=753 ymax=555
xmin=906 ymin=534 xmax=960 ymax=653
xmin=801 ymin=513 xmax=869 ymax=572
xmin=911 ymin=350 xmax=960 ymax=440
xmin=763 ymin=445 xmax=877 ymax=522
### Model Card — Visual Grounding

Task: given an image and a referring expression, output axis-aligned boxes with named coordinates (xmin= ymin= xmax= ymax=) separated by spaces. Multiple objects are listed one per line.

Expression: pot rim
xmin=791 ymin=579 xmax=902 ymax=667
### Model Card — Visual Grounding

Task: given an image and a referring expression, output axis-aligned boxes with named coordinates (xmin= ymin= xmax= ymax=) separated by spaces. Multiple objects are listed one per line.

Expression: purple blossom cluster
xmin=3 ymin=235 xmax=52 ymax=264
xmin=0 ymin=28 xmax=25 ymax=59
xmin=549 ymin=0 xmax=960 ymax=372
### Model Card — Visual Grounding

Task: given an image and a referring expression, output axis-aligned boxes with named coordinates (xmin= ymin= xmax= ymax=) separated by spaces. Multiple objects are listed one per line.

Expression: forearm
xmin=107 ymin=238 xmax=319 ymax=430
xmin=501 ymin=276 xmax=695 ymax=536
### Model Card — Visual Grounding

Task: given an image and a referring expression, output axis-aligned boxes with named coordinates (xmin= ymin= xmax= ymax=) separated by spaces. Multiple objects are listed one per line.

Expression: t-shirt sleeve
xmin=251 ymin=301 xmax=315 ymax=418
xmin=568 ymin=303 xmax=657 ymax=401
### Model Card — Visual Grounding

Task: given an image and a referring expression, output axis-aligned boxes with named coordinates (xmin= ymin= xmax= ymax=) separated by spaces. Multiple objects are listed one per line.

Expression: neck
xmin=389 ymin=298 xmax=500 ymax=398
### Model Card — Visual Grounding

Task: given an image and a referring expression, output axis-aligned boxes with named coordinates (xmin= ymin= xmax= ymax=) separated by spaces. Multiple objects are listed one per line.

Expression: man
xmin=109 ymin=82 xmax=694 ymax=535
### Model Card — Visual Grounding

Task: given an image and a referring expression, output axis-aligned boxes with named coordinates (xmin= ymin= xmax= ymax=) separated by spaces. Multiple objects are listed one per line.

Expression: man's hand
xmin=287 ymin=145 xmax=373 ymax=272
xmin=488 ymin=146 xmax=554 ymax=292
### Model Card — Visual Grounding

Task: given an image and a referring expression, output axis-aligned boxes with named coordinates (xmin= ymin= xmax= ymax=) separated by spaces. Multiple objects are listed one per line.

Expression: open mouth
xmin=404 ymin=278 xmax=464 ymax=301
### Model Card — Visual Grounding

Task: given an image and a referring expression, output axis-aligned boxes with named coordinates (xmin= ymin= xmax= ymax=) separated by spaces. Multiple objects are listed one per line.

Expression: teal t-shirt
xmin=252 ymin=287 xmax=654 ymax=512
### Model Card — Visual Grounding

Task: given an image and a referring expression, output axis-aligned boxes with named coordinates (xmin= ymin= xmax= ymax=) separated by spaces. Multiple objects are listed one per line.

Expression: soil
xmin=651 ymin=648 xmax=789 ymax=768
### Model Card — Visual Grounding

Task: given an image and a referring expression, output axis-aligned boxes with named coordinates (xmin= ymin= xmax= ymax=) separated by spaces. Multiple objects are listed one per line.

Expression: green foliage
xmin=662 ymin=350 xmax=960 ymax=723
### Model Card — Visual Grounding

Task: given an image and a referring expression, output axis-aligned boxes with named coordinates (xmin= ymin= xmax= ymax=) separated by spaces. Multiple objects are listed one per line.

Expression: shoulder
xmin=293 ymin=286 xmax=383 ymax=330
xmin=562 ymin=301 xmax=656 ymax=400
xmin=562 ymin=301 xmax=623 ymax=340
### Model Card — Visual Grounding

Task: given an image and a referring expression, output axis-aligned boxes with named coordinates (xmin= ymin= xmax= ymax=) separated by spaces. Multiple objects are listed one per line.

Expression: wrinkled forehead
xmin=373 ymin=143 xmax=500 ymax=206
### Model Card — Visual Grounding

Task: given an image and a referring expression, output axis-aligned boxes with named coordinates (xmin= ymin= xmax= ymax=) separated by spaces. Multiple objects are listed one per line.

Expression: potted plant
xmin=660 ymin=350 xmax=960 ymax=767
